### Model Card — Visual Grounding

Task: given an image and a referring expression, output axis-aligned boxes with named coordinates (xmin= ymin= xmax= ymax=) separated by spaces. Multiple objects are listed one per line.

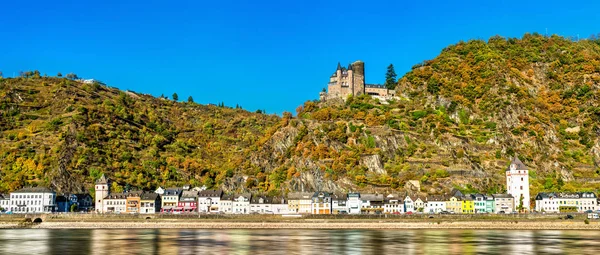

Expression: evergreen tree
xmin=384 ymin=64 xmax=397 ymax=90
xmin=57 ymin=72 xmax=62 ymax=77
xmin=187 ymin=96 xmax=194 ymax=103
xmin=172 ymin=93 xmax=178 ymax=101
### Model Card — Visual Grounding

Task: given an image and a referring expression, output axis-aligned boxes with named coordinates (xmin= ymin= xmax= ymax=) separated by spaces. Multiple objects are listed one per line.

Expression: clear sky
xmin=1 ymin=0 xmax=599 ymax=114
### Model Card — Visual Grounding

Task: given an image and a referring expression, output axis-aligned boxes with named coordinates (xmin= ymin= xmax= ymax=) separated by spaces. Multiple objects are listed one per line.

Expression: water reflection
xmin=0 ymin=228 xmax=599 ymax=254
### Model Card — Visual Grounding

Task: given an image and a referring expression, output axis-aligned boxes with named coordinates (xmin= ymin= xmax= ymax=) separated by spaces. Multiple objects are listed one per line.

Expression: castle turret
xmin=95 ymin=174 xmax=110 ymax=213
xmin=506 ymin=155 xmax=530 ymax=211
xmin=351 ymin=61 xmax=365 ymax=96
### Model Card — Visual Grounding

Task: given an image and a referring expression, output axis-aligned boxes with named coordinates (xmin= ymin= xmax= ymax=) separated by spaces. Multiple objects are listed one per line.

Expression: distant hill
xmin=1 ymin=33 xmax=600 ymax=197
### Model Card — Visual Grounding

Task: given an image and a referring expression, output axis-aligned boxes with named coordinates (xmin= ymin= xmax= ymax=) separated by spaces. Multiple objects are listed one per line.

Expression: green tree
xmin=187 ymin=96 xmax=194 ymax=103
xmin=172 ymin=93 xmax=179 ymax=101
xmin=517 ymin=194 xmax=524 ymax=212
xmin=111 ymin=182 xmax=124 ymax=193
xmin=384 ymin=64 xmax=397 ymax=90
xmin=66 ymin=73 xmax=78 ymax=80
xmin=70 ymin=203 xmax=78 ymax=212
xmin=57 ymin=72 xmax=62 ymax=77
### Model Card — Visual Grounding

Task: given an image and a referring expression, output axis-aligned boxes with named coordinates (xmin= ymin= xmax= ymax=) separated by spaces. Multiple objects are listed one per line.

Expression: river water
xmin=0 ymin=229 xmax=598 ymax=254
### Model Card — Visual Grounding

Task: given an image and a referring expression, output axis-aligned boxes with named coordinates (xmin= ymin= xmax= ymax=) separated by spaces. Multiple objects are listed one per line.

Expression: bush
xmin=585 ymin=219 xmax=590 ymax=224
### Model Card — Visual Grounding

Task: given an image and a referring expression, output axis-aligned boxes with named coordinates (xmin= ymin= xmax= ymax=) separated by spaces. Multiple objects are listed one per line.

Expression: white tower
xmin=506 ymin=155 xmax=530 ymax=211
xmin=95 ymin=174 xmax=110 ymax=213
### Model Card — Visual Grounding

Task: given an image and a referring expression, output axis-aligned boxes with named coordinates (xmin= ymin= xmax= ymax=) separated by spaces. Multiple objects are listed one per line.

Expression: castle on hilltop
xmin=320 ymin=61 xmax=395 ymax=101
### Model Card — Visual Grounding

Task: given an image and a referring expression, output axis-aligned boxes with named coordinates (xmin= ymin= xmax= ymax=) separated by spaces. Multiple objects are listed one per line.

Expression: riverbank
xmin=8 ymin=220 xmax=598 ymax=230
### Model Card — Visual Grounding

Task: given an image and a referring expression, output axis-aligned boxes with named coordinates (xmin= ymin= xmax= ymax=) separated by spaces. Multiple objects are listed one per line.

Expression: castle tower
xmin=351 ymin=61 xmax=365 ymax=96
xmin=506 ymin=155 xmax=530 ymax=211
xmin=95 ymin=174 xmax=110 ymax=213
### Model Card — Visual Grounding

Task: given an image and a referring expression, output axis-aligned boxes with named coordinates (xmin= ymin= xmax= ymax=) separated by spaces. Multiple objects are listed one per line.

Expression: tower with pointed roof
xmin=95 ymin=174 xmax=110 ymax=213
xmin=506 ymin=155 xmax=530 ymax=211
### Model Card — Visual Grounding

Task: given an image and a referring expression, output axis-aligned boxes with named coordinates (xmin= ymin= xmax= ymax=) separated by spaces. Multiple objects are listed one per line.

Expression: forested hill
xmin=2 ymin=33 xmax=600 ymax=197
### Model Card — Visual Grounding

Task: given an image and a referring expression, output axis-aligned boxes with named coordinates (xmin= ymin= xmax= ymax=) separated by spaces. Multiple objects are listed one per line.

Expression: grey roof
xmin=332 ymin=193 xmax=347 ymax=201
xmin=347 ymin=63 xmax=353 ymax=71
xmin=287 ymin=192 xmax=313 ymax=200
xmin=250 ymin=196 xmax=272 ymax=204
xmin=0 ymin=194 xmax=9 ymax=200
xmin=361 ymin=193 xmax=384 ymax=202
xmin=75 ymin=194 xmax=92 ymax=200
xmin=337 ymin=62 xmax=342 ymax=71
xmin=271 ymin=196 xmax=286 ymax=204
xmin=312 ymin=191 xmax=332 ymax=198
xmin=536 ymin=192 xmax=597 ymax=199
xmin=105 ymin=193 xmax=127 ymax=199
xmin=12 ymin=187 xmax=54 ymax=193
xmin=96 ymin=174 xmax=109 ymax=184
xmin=235 ymin=193 xmax=252 ymax=200
xmin=426 ymin=195 xmax=446 ymax=202
xmin=199 ymin=189 xmax=223 ymax=198
xmin=493 ymin=194 xmax=514 ymax=199
xmin=221 ymin=194 xmax=234 ymax=200
xmin=163 ymin=188 xmax=183 ymax=196
xmin=450 ymin=189 xmax=464 ymax=198
xmin=181 ymin=191 xmax=199 ymax=198
xmin=507 ymin=155 xmax=527 ymax=171
xmin=141 ymin=193 xmax=159 ymax=201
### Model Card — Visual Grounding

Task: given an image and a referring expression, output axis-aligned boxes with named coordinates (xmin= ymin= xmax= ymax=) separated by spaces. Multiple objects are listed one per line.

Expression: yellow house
xmin=462 ymin=196 xmax=474 ymax=214
xmin=446 ymin=196 xmax=463 ymax=214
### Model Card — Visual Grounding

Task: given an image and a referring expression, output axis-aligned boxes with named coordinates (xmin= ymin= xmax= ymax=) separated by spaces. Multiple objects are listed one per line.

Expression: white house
xmin=250 ymin=196 xmax=273 ymax=214
xmin=271 ymin=197 xmax=289 ymax=214
xmin=535 ymin=192 xmax=597 ymax=213
xmin=197 ymin=189 xmax=222 ymax=213
xmin=506 ymin=156 xmax=530 ymax=210
xmin=424 ymin=195 xmax=446 ymax=214
xmin=404 ymin=196 xmax=415 ymax=213
xmin=413 ymin=197 xmax=425 ymax=212
xmin=331 ymin=193 xmax=348 ymax=214
xmin=347 ymin=193 xmax=362 ymax=214
xmin=233 ymin=193 xmax=251 ymax=214
xmin=9 ymin=187 xmax=56 ymax=214
xmin=154 ymin=187 xmax=165 ymax=195
xmin=494 ymin=194 xmax=514 ymax=213
xmin=219 ymin=195 xmax=233 ymax=214
xmin=383 ymin=194 xmax=404 ymax=214
xmin=102 ymin=193 xmax=127 ymax=213
xmin=0 ymin=194 xmax=10 ymax=212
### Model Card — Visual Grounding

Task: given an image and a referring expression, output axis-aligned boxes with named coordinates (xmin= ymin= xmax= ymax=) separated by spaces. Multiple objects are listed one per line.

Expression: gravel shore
xmin=24 ymin=221 xmax=600 ymax=230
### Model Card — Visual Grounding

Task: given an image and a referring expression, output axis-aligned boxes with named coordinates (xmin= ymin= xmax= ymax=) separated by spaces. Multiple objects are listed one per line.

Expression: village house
xmin=9 ymin=187 xmax=56 ymax=214
xmin=219 ymin=194 xmax=234 ymax=214
xmin=56 ymin=194 xmax=92 ymax=212
xmin=160 ymin=188 xmax=182 ymax=213
xmin=413 ymin=196 xmax=425 ymax=212
xmin=271 ymin=197 xmax=289 ymax=214
xmin=462 ymin=196 xmax=474 ymax=214
xmin=140 ymin=193 xmax=160 ymax=214
xmin=404 ymin=195 xmax=415 ymax=213
xmin=103 ymin=193 xmax=127 ymax=213
xmin=250 ymin=196 xmax=273 ymax=214
xmin=383 ymin=194 xmax=404 ymax=214
xmin=347 ymin=193 xmax=362 ymax=214
xmin=0 ymin=194 xmax=10 ymax=212
xmin=472 ymin=194 xmax=487 ymax=213
xmin=331 ymin=193 xmax=348 ymax=214
xmin=446 ymin=195 xmax=462 ymax=214
xmin=424 ymin=195 xmax=446 ymax=214
xmin=125 ymin=191 xmax=143 ymax=214
xmin=361 ymin=193 xmax=384 ymax=214
xmin=485 ymin=195 xmax=495 ymax=213
xmin=232 ymin=193 xmax=251 ymax=214
xmin=178 ymin=191 xmax=199 ymax=213
xmin=311 ymin=191 xmax=332 ymax=215
xmin=494 ymin=194 xmax=514 ymax=213
xmin=535 ymin=192 xmax=597 ymax=213
xmin=287 ymin=192 xmax=313 ymax=214
xmin=197 ymin=189 xmax=223 ymax=213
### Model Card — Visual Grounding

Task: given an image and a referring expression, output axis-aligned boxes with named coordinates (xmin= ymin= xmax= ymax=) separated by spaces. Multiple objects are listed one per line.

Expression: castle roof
xmin=337 ymin=62 xmax=342 ymax=71
xmin=96 ymin=174 xmax=108 ymax=184
xmin=347 ymin=63 xmax=353 ymax=71
xmin=507 ymin=155 xmax=527 ymax=171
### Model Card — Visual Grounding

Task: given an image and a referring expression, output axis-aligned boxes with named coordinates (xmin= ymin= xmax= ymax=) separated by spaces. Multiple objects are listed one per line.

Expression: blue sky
xmin=1 ymin=0 xmax=599 ymax=114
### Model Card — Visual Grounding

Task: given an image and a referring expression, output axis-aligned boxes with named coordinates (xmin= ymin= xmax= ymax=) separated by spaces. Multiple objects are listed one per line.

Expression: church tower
xmin=95 ymin=174 xmax=110 ymax=213
xmin=506 ymin=155 xmax=530 ymax=211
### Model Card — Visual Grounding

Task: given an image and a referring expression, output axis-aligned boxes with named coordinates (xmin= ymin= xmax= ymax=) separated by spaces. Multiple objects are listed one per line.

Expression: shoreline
xmin=2 ymin=221 xmax=597 ymax=230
